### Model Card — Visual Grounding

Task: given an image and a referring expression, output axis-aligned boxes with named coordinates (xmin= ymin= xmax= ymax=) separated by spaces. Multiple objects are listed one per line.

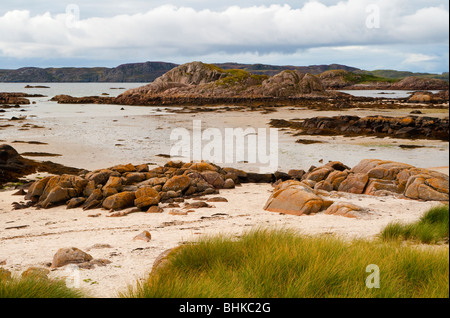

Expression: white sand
xmin=0 ymin=182 xmax=446 ymax=297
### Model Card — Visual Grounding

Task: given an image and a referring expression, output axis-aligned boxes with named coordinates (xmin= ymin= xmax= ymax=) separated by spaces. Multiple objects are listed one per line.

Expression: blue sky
xmin=0 ymin=0 xmax=448 ymax=73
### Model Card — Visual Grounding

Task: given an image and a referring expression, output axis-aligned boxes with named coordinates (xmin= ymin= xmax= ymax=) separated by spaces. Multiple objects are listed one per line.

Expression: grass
xmin=0 ymin=273 xmax=87 ymax=298
xmin=381 ymin=205 xmax=449 ymax=244
xmin=120 ymin=227 xmax=449 ymax=298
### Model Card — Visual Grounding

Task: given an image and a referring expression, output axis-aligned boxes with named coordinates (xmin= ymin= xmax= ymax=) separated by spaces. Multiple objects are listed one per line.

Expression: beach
xmin=1 ymin=85 xmax=449 ymax=297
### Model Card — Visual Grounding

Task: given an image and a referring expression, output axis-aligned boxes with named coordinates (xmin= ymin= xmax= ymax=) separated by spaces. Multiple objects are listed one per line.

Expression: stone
xmin=364 ymin=179 xmax=400 ymax=196
xmin=325 ymin=170 xmax=349 ymax=190
xmin=404 ymin=173 xmax=449 ymax=201
xmin=133 ymin=230 xmax=152 ymax=242
xmin=184 ymin=201 xmax=211 ymax=209
xmin=51 ymin=247 xmax=93 ymax=268
xmin=162 ymin=175 xmax=191 ymax=192
xmin=263 ymin=180 xmax=326 ymax=216
xmin=102 ymin=191 xmax=136 ymax=211
xmin=110 ymin=163 xmax=136 ymax=173
xmin=288 ymin=169 xmax=305 ymax=180
xmin=188 ymin=162 xmax=218 ymax=172
xmin=305 ymin=166 xmax=334 ymax=182
xmin=338 ymin=173 xmax=369 ymax=194
xmin=103 ymin=176 xmax=123 ymax=191
xmin=147 ymin=205 xmax=164 ymax=213
xmin=207 ymin=197 xmax=228 ymax=202
xmin=324 ymin=202 xmax=367 ymax=218
xmin=122 ymin=172 xmax=147 ymax=185
xmin=169 ymin=209 xmax=188 ymax=215
xmin=314 ymin=180 xmax=333 ymax=192
xmin=134 ymin=186 xmax=161 ymax=209
xmin=223 ymin=178 xmax=235 ymax=189
xmin=66 ymin=197 xmax=86 ymax=209
xmin=201 ymin=171 xmax=225 ymax=189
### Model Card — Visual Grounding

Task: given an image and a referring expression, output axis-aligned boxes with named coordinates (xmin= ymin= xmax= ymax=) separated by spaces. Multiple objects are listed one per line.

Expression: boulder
xmin=102 ymin=191 xmax=136 ymax=211
xmin=201 ymin=171 xmax=225 ymax=189
xmin=134 ymin=186 xmax=161 ymax=209
xmin=263 ymin=180 xmax=328 ymax=216
xmin=324 ymin=202 xmax=367 ymax=218
xmin=338 ymin=173 xmax=369 ymax=194
xmin=162 ymin=175 xmax=191 ymax=192
xmin=51 ymin=247 xmax=93 ymax=268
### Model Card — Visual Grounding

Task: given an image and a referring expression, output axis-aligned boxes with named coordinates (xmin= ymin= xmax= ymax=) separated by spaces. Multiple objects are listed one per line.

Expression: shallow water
xmin=339 ymin=89 xmax=441 ymax=98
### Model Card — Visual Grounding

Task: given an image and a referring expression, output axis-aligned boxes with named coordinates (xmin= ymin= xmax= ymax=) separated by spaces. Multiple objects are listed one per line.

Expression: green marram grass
xmin=381 ymin=205 xmax=449 ymax=244
xmin=120 ymin=227 xmax=449 ymax=298
xmin=0 ymin=273 xmax=87 ymax=298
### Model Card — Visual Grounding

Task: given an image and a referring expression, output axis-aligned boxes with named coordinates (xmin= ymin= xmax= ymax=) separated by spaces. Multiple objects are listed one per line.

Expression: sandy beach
xmin=1 ymin=100 xmax=449 ymax=298
xmin=0 ymin=180 xmax=446 ymax=297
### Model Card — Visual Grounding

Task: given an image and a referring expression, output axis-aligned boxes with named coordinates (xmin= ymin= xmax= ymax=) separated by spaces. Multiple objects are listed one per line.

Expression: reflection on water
xmin=339 ymin=90 xmax=441 ymax=98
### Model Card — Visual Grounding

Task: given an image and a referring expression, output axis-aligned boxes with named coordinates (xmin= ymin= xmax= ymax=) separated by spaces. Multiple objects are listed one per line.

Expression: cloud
xmin=0 ymin=0 xmax=448 ymax=71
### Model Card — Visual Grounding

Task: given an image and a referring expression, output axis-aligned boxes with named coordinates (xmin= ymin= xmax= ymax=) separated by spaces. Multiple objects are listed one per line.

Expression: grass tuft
xmin=120 ymin=227 xmax=449 ymax=298
xmin=381 ymin=205 xmax=449 ymax=244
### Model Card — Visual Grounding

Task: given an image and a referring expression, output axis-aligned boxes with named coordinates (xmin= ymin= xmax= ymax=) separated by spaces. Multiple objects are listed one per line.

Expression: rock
xmin=133 ymin=230 xmax=152 ymax=242
xmin=102 ymin=191 xmax=136 ymax=211
xmin=122 ymin=172 xmax=148 ymax=185
xmin=325 ymin=170 xmax=349 ymax=190
xmin=305 ymin=166 xmax=334 ymax=182
xmin=83 ymin=188 xmax=103 ymax=210
xmin=207 ymin=197 xmax=228 ymax=202
xmin=86 ymin=169 xmax=115 ymax=186
xmin=201 ymin=171 xmax=225 ymax=189
xmin=223 ymin=178 xmax=235 ymax=189
xmin=35 ymin=175 xmax=88 ymax=209
xmin=21 ymin=267 xmax=50 ymax=279
xmin=147 ymin=205 xmax=164 ymax=213
xmin=51 ymin=247 xmax=93 ymax=268
xmin=263 ymin=180 xmax=327 ymax=216
xmin=184 ymin=201 xmax=211 ymax=209
xmin=134 ymin=186 xmax=161 ymax=209
xmin=188 ymin=162 xmax=218 ymax=172
xmin=314 ymin=180 xmax=333 ymax=192
xmin=169 ymin=209 xmax=188 ymax=215
xmin=338 ymin=173 xmax=369 ymax=194
xmin=324 ymin=202 xmax=367 ymax=218
xmin=103 ymin=176 xmax=123 ymax=191
xmin=364 ymin=179 xmax=400 ymax=196
xmin=110 ymin=163 xmax=136 ymax=173
xmin=66 ymin=197 xmax=86 ymax=209
xmin=288 ymin=169 xmax=305 ymax=179
xmin=404 ymin=173 xmax=449 ymax=201
xmin=162 ymin=175 xmax=191 ymax=192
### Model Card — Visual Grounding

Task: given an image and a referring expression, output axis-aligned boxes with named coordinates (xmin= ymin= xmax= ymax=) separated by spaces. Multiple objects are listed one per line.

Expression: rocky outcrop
xmin=263 ymin=180 xmax=333 ymax=215
xmin=0 ymin=144 xmax=82 ymax=187
xmin=264 ymin=159 xmax=448 ymax=217
xmin=270 ymin=115 xmax=449 ymax=141
xmin=114 ymin=62 xmax=327 ymax=105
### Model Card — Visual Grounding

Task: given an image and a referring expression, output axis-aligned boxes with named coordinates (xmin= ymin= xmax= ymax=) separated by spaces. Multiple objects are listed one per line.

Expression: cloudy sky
xmin=0 ymin=0 xmax=448 ymax=72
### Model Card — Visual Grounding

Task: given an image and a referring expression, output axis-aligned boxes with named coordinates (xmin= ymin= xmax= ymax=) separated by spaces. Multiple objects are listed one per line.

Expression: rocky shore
xmin=5 ymin=140 xmax=447 ymax=218
xmin=270 ymin=115 xmax=449 ymax=141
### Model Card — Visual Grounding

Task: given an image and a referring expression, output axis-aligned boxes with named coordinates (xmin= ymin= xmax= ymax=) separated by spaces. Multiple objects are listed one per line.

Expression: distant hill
xmin=361 ymin=70 xmax=449 ymax=82
xmin=0 ymin=62 xmax=178 ymax=83
xmin=0 ymin=61 xmax=448 ymax=85
xmin=0 ymin=62 xmax=361 ymax=83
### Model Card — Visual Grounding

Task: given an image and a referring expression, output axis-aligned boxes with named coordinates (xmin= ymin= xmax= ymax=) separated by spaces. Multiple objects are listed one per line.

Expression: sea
xmin=1 ymin=83 xmax=448 ymax=172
